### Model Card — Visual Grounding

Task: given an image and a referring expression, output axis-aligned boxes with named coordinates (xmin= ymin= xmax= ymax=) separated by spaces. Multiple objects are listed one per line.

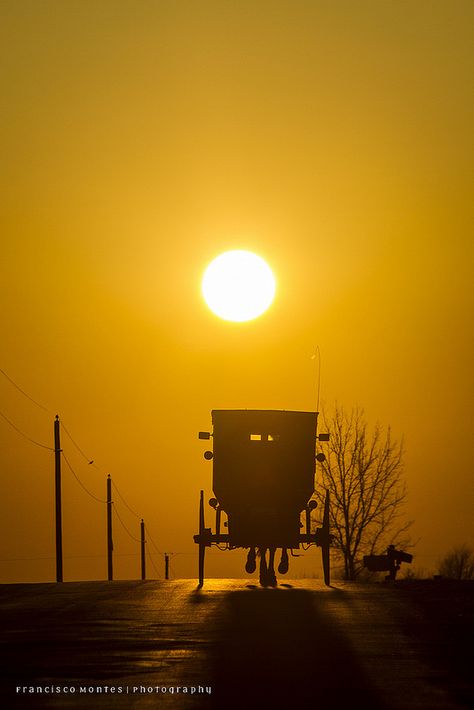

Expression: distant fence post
xmin=165 ymin=553 xmax=169 ymax=580
xmin=140 ymin=519 xmax=146 ymax=580
xmin=107 ymin=475 xmax=113 ymax=580
xmin=54 ymin=415 xmax=63 ymax=583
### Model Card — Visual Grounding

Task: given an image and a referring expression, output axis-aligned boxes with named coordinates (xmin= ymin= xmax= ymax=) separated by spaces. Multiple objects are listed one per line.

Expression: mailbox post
xmin=363 ymin=545 xmax=413 ymax=580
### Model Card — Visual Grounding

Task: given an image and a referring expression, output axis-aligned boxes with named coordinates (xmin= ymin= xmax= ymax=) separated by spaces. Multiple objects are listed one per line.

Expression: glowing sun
xmin=202 ymin=250 xmax=276 ymax=322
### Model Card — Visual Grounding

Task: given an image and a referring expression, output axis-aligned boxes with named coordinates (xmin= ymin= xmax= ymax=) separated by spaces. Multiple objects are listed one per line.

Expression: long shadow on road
xmin=210 ymin=587 xmax=385 ymax=709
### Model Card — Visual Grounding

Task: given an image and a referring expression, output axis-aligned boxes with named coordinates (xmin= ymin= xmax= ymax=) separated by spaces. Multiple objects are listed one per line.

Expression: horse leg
xmin=278 ymin=547 xmax=289 ymax=574
xmin=268 ymin=547 xmax=277 ymax=587
xmin=245 ymin=547 xmax=256 ymax=574
xmin=259 ymin=547 xmax=268 ymax=587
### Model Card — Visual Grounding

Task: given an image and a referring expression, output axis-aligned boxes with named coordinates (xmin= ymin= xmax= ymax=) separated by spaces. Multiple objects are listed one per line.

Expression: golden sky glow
xmin=0 ymin=1 xmax=472 ymax=582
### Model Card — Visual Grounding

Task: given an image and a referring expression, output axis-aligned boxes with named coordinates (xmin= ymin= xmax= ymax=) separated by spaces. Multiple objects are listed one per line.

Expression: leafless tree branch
xmin=315 ymin=405 xmax=412 ymax=580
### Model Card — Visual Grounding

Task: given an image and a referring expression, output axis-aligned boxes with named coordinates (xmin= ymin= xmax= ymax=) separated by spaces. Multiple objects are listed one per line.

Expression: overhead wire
xmin=0 ymin=367 xmax=50 ymax=412
xmin=60 ymin=421 xmax=95 ymax=465
xmin=59 ymin=421 xmax=153 ymax=550
xmin=112 ymin=480 xmax=141 ymax=519
xmin=0 ymin=367 xmax=100 ymax=466
xmin=113 ymin=504 xmax=142 ymax=543
xmin=146 ymin=548 xmax=162 ymax=579
xmin=57 ymin=421 xmax=145 ymax=528
xmin=0 ymin=555 xmax=55 ymax=562
xmin=1 ymin=367 xmax=143 ymax=505
xmin=53 ymin=416 xmax=146 ymax=531
xmin=0 ymin=552 xmax=144 ymax=563
xmin=61 ymin=452 xmax=107 ymax=504
xmin=0 ymin=410 xmax=55 ymax=450
xmin=0 ymin=366 xmax=181 ymax=577
xmin=145 ymin=525 xmax=164 ymax=555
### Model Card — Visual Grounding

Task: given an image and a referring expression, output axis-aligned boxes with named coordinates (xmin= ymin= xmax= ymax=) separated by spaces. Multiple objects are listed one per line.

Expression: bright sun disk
xmin=202 ymin=250 xmax=276 ymax=322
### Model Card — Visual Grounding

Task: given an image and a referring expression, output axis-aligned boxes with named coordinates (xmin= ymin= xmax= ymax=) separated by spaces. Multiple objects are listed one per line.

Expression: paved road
xmin=1 ymin=579 xmax=472 ymax=709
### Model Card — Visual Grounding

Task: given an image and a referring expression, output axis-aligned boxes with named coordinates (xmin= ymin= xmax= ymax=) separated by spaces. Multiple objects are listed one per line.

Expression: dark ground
xmin=0 ymin=578 xmax=472 ymax=709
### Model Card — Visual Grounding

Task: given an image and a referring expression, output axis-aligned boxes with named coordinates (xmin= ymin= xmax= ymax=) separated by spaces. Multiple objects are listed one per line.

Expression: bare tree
xmin=315 ymin=405 xmax=412 ymax=580
xmin=438 ymin=544 xmax=474 ymax=580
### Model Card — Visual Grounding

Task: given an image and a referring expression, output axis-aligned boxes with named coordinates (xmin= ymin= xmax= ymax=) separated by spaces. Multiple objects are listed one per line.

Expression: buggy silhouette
xmin=194 ymin=409 xmax=331 ymax=586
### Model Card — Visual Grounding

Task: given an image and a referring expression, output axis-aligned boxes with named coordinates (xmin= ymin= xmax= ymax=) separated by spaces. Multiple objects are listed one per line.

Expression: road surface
xmin=1 ymin=579 xmax=472 ymax=708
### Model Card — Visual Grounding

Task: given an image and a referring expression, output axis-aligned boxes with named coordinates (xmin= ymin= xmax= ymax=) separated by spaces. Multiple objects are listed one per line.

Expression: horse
xmin=245 ymin=547 xmax=289 ymax=586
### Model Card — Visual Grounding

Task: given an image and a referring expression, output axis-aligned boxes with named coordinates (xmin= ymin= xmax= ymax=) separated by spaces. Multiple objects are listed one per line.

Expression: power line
xmin=0 ymin=409 xmax=54 ymax=450
xmin=59 ymin=424 xmax=143 ymax=524
xmin=0 ymin=369 xmax=143 ymax=517
xmin=147 ymin=550 xmax=161 ymax=579
xmin=58 ymin=422 xmax=141 ymax=522
xmin=58 ymin=425 xmax=145 ymax=528
xmin=0 ymin=556 xmax=55 ymax=562
xmin=145 ymin=525 xmax=164 ymax=555
xmin=0 ymin=370 xmax=179 ymax=579
xmin=147 ymin=548 xmax=162 ymax=578
xmin=112 ymin=480 xmax=141 ymax=519
xmin=0 ymin=367 xmax=49 ymax=412
xmin=60 ymin=428 xmax=145 ymax=529
xmin=62 ymin=452 xmax=107 ymax=504
xmin=113 ymin=504 xmax=142 ymax=543
xmin=67 ymin=552 xmax=141 ymax=559
xmin=0 ymin=553 xmax=144 ymax=563
xmin=60 ymin=421 xmax=95 ymax=465
xmin=0 ymin=368 xmax=103 ymax=470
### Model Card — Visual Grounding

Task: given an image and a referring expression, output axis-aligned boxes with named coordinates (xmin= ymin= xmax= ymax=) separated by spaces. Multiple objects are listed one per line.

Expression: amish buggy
xmin=193 ymin=409 xmax=331 ymax=587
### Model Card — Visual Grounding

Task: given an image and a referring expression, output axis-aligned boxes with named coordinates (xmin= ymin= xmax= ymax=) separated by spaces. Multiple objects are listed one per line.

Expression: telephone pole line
xmin=54 ymin=415 xmax=63 ymax=582
xmin=107 ymin=475 xmax=113 ymax=580
xmin=140 ymin=520 xmax=146 ymax=580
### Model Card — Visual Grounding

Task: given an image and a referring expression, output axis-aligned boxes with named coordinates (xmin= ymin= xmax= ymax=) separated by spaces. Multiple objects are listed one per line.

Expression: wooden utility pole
xmin=140 ymin=519 xmax=146 ymax=580
xmin=107 ymin=475 xmax=113 ymax=580
xmin=165 ymin=553 xmax=169 ymax=580
xmin=54 ymin=415 xmax=63 ymax=583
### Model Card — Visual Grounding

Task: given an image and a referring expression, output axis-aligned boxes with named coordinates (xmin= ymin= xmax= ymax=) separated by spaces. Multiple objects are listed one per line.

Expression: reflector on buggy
xmin=194 ymin=410 xmax=331 ymax=587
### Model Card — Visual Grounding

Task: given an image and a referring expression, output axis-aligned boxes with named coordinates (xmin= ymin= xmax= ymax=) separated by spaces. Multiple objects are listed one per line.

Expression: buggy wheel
xmin=197 ymin=489 xmax=206 ymax=588
xmin=198 ymin=543 xmax=205 ymax=588
xmin=321 ymin=489 xmax=331 ymax=586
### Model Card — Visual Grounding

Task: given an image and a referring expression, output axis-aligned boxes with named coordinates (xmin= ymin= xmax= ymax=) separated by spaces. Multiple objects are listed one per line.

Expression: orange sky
xmin=1 ymin=0 xmax=472 ymax=582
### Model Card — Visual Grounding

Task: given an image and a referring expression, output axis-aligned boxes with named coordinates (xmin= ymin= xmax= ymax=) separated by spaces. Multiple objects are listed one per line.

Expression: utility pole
xmin=140 ymin=519 xmax=146 ymax=580
xmin=54 ymin=415 xmax=63 ymax=582
xmin=165 ymin=553 xmax=169 ymax=580
xmin=107 ymin=475 xmax=113 ymax=581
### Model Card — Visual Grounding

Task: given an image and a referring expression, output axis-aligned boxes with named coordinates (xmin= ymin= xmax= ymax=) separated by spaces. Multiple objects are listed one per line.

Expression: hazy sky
xmin=1 ymin=0 xmax=472 ymax=582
